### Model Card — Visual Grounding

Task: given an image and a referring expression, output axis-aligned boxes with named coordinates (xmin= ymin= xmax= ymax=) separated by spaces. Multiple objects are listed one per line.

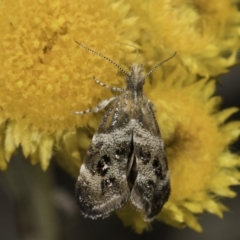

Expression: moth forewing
xmin=124 ymin=95 xmax=170 ymax=221
xmin=75 ymin=98 xmax=132 ymax=219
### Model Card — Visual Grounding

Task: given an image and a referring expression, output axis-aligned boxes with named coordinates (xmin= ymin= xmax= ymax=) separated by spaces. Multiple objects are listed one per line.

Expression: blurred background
xmin=0 ymin=65 xmax=240 ymax=240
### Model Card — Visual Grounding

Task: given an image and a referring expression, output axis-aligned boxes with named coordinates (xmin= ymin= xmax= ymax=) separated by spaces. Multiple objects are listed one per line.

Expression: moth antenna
xmin=75 ymin=41 xmax=130 ymax=77
xmin=144 ymin=52 xmax=176 ymax=78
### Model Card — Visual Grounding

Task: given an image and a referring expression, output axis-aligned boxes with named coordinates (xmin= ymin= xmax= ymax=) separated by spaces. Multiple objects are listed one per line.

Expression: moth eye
xmin=101 ymin=177 xmax=116 ymax=194
xmin=139 ymin=149 xmax=151 ymax=164
xmin=96 ymin=155 xmax=111 ymax=176
xmin=115 ymin=148 xmax=125 ymax=160
xmin=152 ymin=157 xmax=163 ymax=178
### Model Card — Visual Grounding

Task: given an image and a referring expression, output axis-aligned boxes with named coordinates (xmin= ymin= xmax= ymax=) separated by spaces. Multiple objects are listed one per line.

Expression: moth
xmin=74 ymin=41 xmax=175 ymax=221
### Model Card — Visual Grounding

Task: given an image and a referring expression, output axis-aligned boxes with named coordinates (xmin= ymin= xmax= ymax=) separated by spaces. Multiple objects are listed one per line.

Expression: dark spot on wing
xmin=115 ymin=148 xmax=125 ymax=160
xmin=147 ymin=180 xmax=154 ymax=189
xmin=116 ymin=148 xmax=124 ymax=155
xmin=102 ymin=155 xmax=111 ymax=164
xmin=139 ymin=149 xmax=151 ymax=164
xmin=159 ymin=181 xmax=171 ymax=204
xmin=101 ymin=178 xmax=116 ymax=194
xmin=96 ymin=161 xmax=108 ymax=176
xmin=96 ymin=155 xmax=111 ymax=176
xmin=152 ymin=157 xmax=163 ymax=178
xmin=152 ymin=158 xmax=159 ymax=168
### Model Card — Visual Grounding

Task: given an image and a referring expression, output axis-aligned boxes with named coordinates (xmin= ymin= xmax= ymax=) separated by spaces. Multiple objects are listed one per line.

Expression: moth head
xmin=126 ymin=64 xmax=145 ymax=90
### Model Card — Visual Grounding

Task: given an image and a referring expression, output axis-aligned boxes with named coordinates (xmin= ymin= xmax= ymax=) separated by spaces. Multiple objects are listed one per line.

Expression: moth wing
xmin=130 ymin=98 xmax=170 ymax=221
xmin=76 ymin=98 xmax=132 ymax=219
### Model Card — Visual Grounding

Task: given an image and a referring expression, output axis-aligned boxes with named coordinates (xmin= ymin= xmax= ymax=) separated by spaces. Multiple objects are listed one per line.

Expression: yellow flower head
xmin=129 ymin=0 xmax=239 ymax=76
xmin=1 ymin=0 xmax=240 ymax=234
xmin=0 ymin=0 xmax=138 ymax=169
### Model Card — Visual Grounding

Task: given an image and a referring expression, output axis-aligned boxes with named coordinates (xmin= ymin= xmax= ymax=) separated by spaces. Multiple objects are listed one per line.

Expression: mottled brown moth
xmin=74 ymin=41 xmax=175 ymax=221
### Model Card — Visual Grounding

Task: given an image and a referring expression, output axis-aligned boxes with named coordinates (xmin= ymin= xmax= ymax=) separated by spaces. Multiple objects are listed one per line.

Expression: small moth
xmin=74 ymin=41 xmax=175 ymax=221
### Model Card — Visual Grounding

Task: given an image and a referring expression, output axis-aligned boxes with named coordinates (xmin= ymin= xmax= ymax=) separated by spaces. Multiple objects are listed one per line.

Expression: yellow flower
xmin=128 ymin=0 xmax=240 ymax=76
xmin=1 ymin=0 xmax=240 ymax=234
xmin=0 ymin=0 xmax=138 ymax=170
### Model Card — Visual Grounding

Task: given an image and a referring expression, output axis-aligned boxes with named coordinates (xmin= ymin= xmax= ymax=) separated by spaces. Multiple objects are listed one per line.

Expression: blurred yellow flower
xmin=128 ymin=0 xmax=240 ymax=76
xmin=0 ymin=0 xmax=240 ymax=234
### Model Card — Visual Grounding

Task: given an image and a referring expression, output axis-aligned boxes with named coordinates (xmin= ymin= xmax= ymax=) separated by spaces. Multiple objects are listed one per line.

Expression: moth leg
xmin=93 ymin=76 xmax=124 ymax=93
xmin=73 ymin=97 xmax=117 ymax=115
